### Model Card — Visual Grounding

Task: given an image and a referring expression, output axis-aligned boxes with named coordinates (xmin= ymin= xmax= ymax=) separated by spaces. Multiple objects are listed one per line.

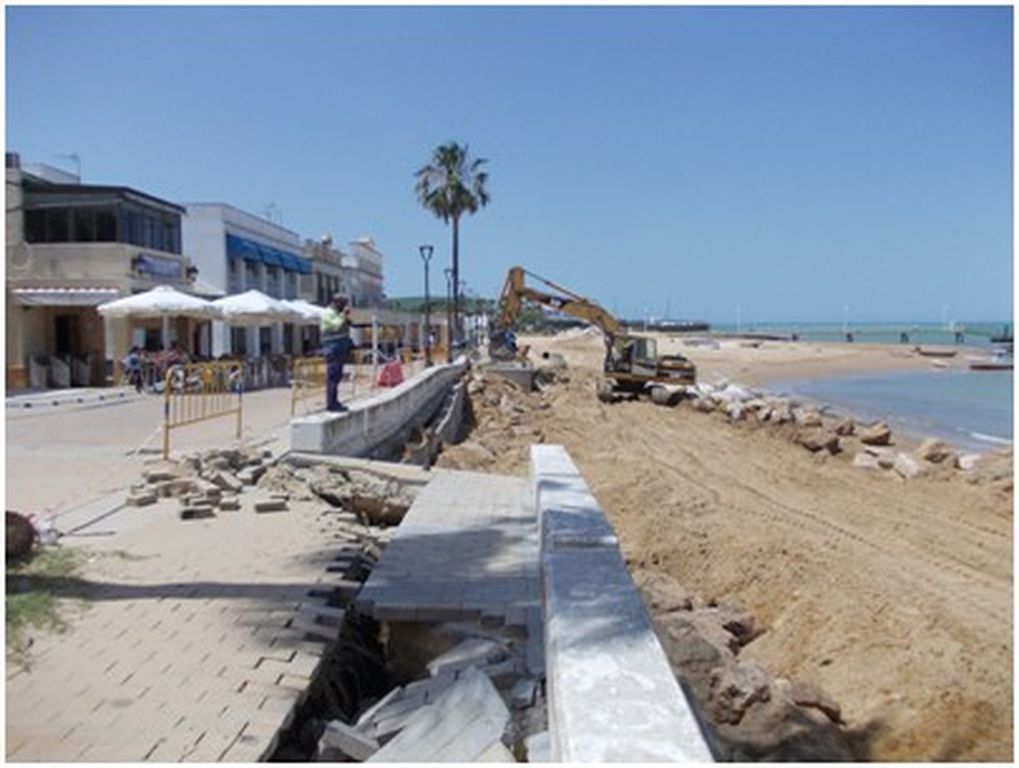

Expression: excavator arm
xmin=493 ymin=266 xmax=622 ymax=342
xmin=489 ymin=265 xmax=696 ymax=389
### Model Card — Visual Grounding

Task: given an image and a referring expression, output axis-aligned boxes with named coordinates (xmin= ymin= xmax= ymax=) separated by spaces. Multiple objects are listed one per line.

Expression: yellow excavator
xmin=489 ymin=266 xmax=696 ymax=398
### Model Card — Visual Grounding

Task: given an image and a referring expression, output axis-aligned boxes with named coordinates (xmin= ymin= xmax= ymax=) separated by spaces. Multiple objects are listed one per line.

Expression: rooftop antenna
xmin=263 ymin=202 xmax=281 ymax=224
xmin=56 ymin=152 xmax=81 ymax=180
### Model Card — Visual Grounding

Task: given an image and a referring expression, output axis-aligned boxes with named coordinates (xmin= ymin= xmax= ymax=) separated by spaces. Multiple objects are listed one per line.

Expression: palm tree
xmin=415 ymin=142 xmax=490 ymax=358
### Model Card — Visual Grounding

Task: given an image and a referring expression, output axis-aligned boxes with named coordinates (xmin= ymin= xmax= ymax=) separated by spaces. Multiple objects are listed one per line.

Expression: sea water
xmin=711 ymin=321 xmax=1011 ymax=348
xmin=776 ymin=369 xmax=1013 ymax=452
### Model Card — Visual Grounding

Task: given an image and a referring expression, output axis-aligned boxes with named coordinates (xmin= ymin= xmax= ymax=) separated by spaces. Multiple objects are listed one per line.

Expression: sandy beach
xmin=438 ymin=330 xmax=1013 ymax=761
xmin=548 ymin=327 xmax=985 ymax=387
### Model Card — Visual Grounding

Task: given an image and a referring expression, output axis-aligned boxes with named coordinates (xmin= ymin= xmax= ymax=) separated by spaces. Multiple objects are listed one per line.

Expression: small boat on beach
xmin=913 ymin=346 xmax=957 ymax=358
xmin=969 ymin=347 xmax=1013 ymax=371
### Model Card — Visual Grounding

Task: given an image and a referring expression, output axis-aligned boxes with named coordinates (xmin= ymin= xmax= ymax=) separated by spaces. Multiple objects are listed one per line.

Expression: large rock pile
xmin=635 ymin=570 xmax=856 ymax=761
xmin=660 ymin=380 xmax=1009 ymax=488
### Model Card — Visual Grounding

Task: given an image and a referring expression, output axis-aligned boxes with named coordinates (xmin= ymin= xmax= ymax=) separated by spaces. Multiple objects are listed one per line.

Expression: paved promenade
xmin=6 ymin=492 xmax=347 ymax=761
xmin=5 ymin=365 xmax=424 ymax=761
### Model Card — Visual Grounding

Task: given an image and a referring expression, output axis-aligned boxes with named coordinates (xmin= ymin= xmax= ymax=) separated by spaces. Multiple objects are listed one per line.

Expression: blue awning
xmin=225 ymin=233 xmax=312 ymax=273
xmin=258 ymin=244 xmax=283 ymax=267
xmin=225 ymin=233 xmax=261 ymax=263
xmin=290 ymin=254 xmax=313 ymax=274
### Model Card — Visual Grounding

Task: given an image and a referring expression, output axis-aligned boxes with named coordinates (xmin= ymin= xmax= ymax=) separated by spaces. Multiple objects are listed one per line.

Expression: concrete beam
xmin=290 ymin=361 xmax=466 ymax=457
xmin=532 ymin=444 xmax=714 ymax=763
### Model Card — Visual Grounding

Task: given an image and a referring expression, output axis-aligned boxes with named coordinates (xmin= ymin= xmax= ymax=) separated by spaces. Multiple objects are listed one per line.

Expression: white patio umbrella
xmin=97 ymin=285 xmax=221 ymax=350
xmin=281 ymin=299 xmax=327 ymax=325
xmin=212 ymin=289 xmax=304 ymax=325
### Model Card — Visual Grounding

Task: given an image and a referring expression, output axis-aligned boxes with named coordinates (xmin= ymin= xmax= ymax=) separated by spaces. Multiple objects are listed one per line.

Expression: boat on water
xmin=990 ymin=324 xmax=1013 ymax=344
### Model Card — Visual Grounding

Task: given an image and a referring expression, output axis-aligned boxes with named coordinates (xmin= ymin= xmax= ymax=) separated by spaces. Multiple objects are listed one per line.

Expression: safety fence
xmin=290 ymin=351 xmax=430 ymax=416
xmin=290 ymin=357 xmax=328 ymax=416
xmin=162 ymin=361 xmax=243 ymax=459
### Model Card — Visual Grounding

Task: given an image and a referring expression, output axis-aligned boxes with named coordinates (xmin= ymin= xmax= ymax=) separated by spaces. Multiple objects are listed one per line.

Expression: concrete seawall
xmin=532 ymin=445 xmax=714 ymax=762
xmin=290 ymin=361 xmax=467 ymax=458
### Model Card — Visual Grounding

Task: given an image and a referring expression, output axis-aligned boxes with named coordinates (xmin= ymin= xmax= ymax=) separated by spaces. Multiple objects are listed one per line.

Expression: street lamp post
xmin=459 ymin=280 xmax=469 ymax=349
xmin=419 ymin=244 xmax=434 ymax=366
xmin=443 ymin=268 xmax=453 ymax=363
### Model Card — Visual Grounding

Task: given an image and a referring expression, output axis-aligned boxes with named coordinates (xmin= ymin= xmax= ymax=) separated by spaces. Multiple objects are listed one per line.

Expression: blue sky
xmin=6 ymin=5 xmax=1013 ymax=323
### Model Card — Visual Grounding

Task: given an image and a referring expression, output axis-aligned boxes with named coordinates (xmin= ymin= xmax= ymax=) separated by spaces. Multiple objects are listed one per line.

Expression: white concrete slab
xmin=533 ymin=445 xmax=713 ymax=763
xmin=367 ymin=667 xmax=510 ymax=762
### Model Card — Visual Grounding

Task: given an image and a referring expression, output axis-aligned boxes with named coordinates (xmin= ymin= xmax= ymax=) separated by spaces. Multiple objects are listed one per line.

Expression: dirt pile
xmin=635 ymin=570 xmax=856 ymax=760
xmin=436 ymin=373 xmax=552 ymax=475
xmin=439 ymin=334 xmax=1013 ymax=761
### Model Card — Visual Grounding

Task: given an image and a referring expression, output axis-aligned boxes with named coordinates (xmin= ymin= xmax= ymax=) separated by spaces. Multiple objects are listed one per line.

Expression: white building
xmin=344 ymin=236 xmax=385 ymax=307
xmin=181 ymin=203 xmax=313 ymax=357
xmin=304 ymin=234 xmax=346 ymax=307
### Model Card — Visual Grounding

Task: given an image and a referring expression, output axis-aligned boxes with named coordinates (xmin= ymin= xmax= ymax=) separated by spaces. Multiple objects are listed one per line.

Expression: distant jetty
xmin=623 ymin=319 xmax=711 ymax=333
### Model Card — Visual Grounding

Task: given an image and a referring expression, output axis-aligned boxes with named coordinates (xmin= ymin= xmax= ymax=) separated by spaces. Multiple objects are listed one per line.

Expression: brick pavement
xmin=5 ymin=495 xmax=363 ymax=762
xmin=357 ymin=471 xmax=540 ymax=624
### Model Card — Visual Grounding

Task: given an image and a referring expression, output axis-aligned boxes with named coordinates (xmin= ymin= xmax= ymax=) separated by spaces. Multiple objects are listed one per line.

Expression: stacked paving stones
xmin=127 ymin=448 xmax=295 ymax=520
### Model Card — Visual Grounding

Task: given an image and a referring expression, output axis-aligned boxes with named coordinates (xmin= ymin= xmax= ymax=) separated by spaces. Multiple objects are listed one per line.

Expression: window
xmin=245 ymin=261 xmax=260 ymax=290
xmin=125 ymin=210 xmax=141 ymax=245
xmin=227 ymin=258 xmax=241 ymax=293
xmin=265 ymin=266 xmax=280 ymax=298
xmin=25 ymin=210 xmax=46 ymax=242
xmin=96 ymin=209 xmax=117 ymax=241
xmin=47 ymin=209 xmax=69 ymax=241
xmin=72 ymin=209 xmax=96 ymax=242
xmin=166 ymin=222 xmax=180 ymax=253
xmin=230 ymin=328 xmax=247 ymax=357
xmin=283 ymin=323 xmax=294 ymax=354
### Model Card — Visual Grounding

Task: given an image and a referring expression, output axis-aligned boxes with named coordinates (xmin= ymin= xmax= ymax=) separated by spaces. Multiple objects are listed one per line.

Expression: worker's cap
xmin=331 ymin=293 xmax=349 ymax=306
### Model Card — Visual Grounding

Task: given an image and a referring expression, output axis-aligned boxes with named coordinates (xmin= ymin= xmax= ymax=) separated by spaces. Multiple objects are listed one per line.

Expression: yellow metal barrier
xmin=162 ymin=361 xmax=243 ymax=459
xmin=291 ymin=356 xmax=328 ymax=416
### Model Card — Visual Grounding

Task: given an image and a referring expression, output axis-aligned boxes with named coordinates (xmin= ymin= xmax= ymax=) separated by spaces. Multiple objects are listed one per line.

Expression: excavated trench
xmin=266 ymin=399 xmax=548 ymax=761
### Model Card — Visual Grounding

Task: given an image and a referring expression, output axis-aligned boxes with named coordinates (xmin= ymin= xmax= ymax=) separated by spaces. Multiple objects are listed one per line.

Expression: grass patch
xmin=6 ymin=547 xmax=87 ymax=664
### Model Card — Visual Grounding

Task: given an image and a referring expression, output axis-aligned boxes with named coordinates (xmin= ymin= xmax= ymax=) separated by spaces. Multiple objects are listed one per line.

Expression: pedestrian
xmin=122 ymin=346 xmax=143 ymax=393
xmin=320 ymin=294 xmax=352 ymax=412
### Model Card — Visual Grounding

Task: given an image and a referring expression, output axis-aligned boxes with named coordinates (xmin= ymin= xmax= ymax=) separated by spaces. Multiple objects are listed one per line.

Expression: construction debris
xmin=367 ymin=667 xmax=510 ymax=762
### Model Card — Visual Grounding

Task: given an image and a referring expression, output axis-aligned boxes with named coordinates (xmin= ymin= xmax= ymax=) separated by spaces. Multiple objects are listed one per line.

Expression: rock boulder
xmin=858 ymin=421 xmax=892 ymax=446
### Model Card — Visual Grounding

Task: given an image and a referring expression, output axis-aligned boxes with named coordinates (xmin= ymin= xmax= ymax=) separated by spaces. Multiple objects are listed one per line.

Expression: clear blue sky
xmin=6 ymin=5 xmax=1013 ymax=323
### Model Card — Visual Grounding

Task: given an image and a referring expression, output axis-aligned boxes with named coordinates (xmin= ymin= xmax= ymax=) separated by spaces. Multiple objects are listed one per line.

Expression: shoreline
xmin=545 ymin=331 xmax=1011 ymax=456
xmin=762 ymin=369 xmax=1013 ymax=455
